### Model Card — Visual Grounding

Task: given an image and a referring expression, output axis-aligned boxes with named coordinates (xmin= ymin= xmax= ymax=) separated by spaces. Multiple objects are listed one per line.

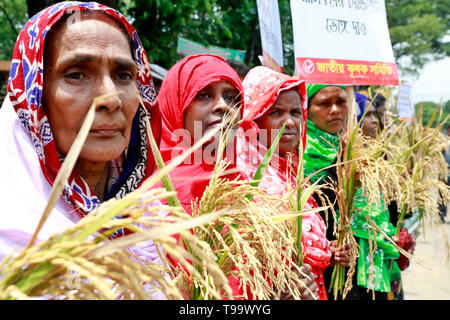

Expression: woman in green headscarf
xmin=303 ymin=84 xmax=353 ymax=297
xmin=303 ymin=84 xmax=347 ymax=184
xmin=303 ymin=84 xmax=347 ymax=237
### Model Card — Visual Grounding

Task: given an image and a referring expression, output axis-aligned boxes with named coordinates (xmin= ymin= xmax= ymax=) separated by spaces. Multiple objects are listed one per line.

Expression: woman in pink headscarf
xmin=237 ymin=66 xmax=351 ymax=300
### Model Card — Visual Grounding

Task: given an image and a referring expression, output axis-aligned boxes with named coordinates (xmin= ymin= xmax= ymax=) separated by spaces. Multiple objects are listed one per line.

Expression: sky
xmin=401 ymin=56 xmax=450 ymax=104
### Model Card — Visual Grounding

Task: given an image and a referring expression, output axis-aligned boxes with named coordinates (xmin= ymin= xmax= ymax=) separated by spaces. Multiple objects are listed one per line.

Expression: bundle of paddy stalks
xmin=138 ymin=88 xmax=317 ymax=300
xmin=328 ymin=94 xmax=449 ymax=299
xmin=188 ymin=160 xmax=321 ymax=300
xmin=0 ymin=92 xmax=233 ymax=300
xmin=327 ymin=87 xmax=361 ymax=299
xmin=0 ymin=184 xmax=235 ymax=300
xmin=350 ymin=122 xmax=409 ymax=212
xmin=386 ymin=104 xmax=449 ymax=241
xmin=285 ymin=132 xmax=330 ymax=266
xmin=327 ymin=89 xmax=410 ymax=299
xmin=0 ymin=87 xmax=334 ymax=301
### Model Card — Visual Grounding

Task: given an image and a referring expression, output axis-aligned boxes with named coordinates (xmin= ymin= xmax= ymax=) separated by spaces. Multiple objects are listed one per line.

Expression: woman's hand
xmin=279 ymin=263 xmax=318 ymax=300
xmin=330 ymin=240 xmax=352 ymax=267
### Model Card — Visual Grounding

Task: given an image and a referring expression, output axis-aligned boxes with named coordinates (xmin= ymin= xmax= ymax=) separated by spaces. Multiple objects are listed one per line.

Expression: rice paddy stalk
xmin=26 ymin=92 xmax=123 ymax=249
xmin=328 ymin=86 xmax=359 ymax=299
xmin=0 ymin=185 xmax=234 ymax=299
xmin=143 ymin=108 xmax=183 ymax=209
xmin=325 ymin=89 xmax=448 ymax=299
xmin=294 ymin=130 xmax=306 ymax=265
xmin=1 ymin=89 xmax=232 ymax=300
xmin=189 ymin=156 xmax=321 ymax=299
xmin=249 ymin=122 xmax=287 ymax=190
xmin=387 ymin=103 xmax=449 ymax=251
xmin=133 ymin=83 xmax=221 ymax=210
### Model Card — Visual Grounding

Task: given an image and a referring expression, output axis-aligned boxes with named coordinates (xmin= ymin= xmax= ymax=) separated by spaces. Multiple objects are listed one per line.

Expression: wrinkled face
xmin=254 ymin=88 xmax=304 ymax=158
xmin=43 ymin=12 xmax=139 ymax=164
xmin=361 ymin=102 xmax=379 ymax=139
xmin=308 ymin=86 xmax=348 ymax=135
xmin=183 ymin=80 xmax=241 ymax=149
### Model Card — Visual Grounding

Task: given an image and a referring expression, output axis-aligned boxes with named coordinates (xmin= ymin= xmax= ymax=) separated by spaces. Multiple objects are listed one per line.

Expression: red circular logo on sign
xmin=303 ymin=59 xmax=314 ymax=74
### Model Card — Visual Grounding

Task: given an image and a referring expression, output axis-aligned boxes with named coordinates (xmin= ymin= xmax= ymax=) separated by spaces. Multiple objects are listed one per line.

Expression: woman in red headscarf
xmin=156 ymin=54 xmax=243 ymax=215
xmin=156 ymin=54 xmax=248 ymax=299
xmin=156 ymin=55 xmax=319 ymax=300
xmin=237 ymin=66 xmax=351 ymax=300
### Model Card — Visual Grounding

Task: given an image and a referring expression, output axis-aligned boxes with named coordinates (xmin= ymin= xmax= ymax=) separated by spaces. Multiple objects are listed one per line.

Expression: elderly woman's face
xmin=255 ymin=88 xmax=304 ymax=158
xmin=43 ymin=13 xmax=139 ymax=163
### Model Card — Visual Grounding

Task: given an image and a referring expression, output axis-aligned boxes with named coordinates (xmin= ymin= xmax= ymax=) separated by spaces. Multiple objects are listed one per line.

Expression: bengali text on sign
xmin=291 ymin=0 xmax=399 ymax=85
xmin=296 ymin=57 xmax=399 ymax=85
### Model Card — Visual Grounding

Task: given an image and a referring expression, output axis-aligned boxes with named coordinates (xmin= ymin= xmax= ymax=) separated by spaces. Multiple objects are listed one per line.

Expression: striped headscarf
xmin=7 ymin=1 xmax=161 ymax=218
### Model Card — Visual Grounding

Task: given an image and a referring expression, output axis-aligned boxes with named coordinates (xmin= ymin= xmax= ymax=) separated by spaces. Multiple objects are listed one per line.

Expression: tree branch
xmin=0 ymin=4 xmax=19 ymax=37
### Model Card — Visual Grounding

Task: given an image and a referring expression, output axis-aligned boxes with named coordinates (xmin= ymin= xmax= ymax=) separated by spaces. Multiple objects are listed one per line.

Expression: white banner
xmin=257 ymin=0 xmax=284 ymax=72
xmin=290 ymin=0 xmax=399 ymax=85
xmin=397 ymin=83 xmax=414 ymax=120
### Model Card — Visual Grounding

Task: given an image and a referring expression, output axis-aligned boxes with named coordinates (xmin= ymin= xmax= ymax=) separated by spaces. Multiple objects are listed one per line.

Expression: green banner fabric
xmin=177 ymin=37 xmax=246 ymax=63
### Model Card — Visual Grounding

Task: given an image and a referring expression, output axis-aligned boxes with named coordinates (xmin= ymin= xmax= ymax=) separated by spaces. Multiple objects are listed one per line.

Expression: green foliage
xmin=386 ymin=0 xmax=450 ymax=76
xmin=0 ymin=0 xmax=28 ymax=103
xmin=121 ymin=0 xmax=298 ymax=74
xmin=0 ymin=0 xmax=448 ymax=84
xmin=414 ymin=100 xmax=450 ymax=127
xmin=123 ymin=0 xmax=211 ymax=68
xmin=0 ymin=0 xmax=28 ymax=60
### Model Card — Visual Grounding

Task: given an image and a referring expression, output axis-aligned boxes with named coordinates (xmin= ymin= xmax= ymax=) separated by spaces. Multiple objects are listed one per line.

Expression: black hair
xmin=226 ymin=59 xmax=250 ymax=80
xmin=372 ymin=93 xmax=386 ymax=109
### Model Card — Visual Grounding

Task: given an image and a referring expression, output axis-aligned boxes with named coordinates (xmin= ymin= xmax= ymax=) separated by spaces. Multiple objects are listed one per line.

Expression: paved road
xmin=402 ymin=210 xmax=450 ymax=300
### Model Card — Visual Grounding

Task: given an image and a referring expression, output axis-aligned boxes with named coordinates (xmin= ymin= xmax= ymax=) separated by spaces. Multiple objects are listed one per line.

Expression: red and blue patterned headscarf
xmin=7 ymin=1 xmax=161 ymax=218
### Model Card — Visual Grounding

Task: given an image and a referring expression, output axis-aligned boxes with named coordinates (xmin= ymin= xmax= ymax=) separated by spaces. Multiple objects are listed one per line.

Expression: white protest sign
xmin=290 ymin=0 xmax=399 ymax=85
xmin=397 ymin=83 xmax=414 ymax=120
xmin=257 ymin=0 xmax=284 ymax=72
